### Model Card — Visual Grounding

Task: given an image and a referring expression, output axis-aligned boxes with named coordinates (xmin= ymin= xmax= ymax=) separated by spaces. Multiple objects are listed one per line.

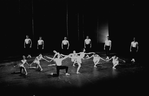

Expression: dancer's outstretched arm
xmin=86 ymin=55 xmax=93 ymax=59
xmin=118 ymin=58 xmax=126 ymax=63
xmin=61 ymin=55 xmax=70 ymax=60
xmin=60 ymin=53 xmax=68 ymax=57
xmin=106 ymin=57 xmax=113 ymax=62
xmin=44 ymin=56 xmax=54 ymax=62
xmin=41 ymin=57 xmax=51 ymax=62
xmin=87 ymin=52 xmax=95 ymax=54
xmin=100 ymin=57 xmax=107 ymax=61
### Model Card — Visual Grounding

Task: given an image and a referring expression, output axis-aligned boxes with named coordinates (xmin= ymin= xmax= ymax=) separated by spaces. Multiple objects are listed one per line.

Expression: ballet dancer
xmin=69 ymin=50 xmax=78 ymax=66
xmin=84 ymin=36 xmax=92 ymax=52
xmin=24 ymin=35 xmax=32 ymax=58
xmin=29 ymin=54 xmax=50 ymax=71
xmin=18 ymin=55 xmax=28 ymax=75
xmin=108 ymin=56 xmax=125 ymax=69
xmin=130 ymin=37 xmax=139 ymax=63
xmin=37 ymin=37 xmax=44 ymax=54
xmin=77 ymin=49 xmax=95 ymax=61
xmin=45 ymin=51 xmax=70 ymax=76
xmin=86 ymin=53 xmax=107 ymax=67
xmin=69 ymin=49 xmax=94 ymax=74
xmin=61 ymin=37 xmax=70 ymax=54
xmin=73 ymin=53 xmax=82 ymax=74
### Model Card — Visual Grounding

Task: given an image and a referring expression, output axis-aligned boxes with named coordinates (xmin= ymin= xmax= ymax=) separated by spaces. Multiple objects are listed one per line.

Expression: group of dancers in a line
xmin=17 ymin=49 xmax=125 ymax=76
xmin=20 ymin=35 xmax=138 ymax=76
xmin=24 ymin=35 xmax=138 ymax=62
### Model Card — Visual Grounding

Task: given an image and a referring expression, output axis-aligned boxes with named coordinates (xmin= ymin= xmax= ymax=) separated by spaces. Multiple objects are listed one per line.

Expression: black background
xmin=0 ymin=0 xmax=148 ymax=61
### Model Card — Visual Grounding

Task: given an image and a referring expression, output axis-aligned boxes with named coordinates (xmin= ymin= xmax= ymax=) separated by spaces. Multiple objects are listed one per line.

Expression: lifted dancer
xmin=130 ymin=37 xmax=139 ymax=63
xmin=45 ymin=51 xmax=70 ymax=76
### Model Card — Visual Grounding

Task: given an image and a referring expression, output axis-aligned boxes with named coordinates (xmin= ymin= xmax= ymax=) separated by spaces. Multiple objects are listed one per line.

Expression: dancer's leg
xmin=65 ymin=66 xmax=70 ymax=75
xmin=23 ymin=67 xmax=28 ymax=75
xmin=37 ymin=64 xmax=43 ymax=71
xmin=76 ymin=63 xmax=81 ymax=74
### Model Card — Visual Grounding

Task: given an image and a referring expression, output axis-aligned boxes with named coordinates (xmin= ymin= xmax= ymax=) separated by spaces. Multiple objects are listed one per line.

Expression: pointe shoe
xmin=65 ymin=73 xmax=70 ymax=76
xmin=94 ymin=65 xmax=97 ymax=68
xmin=131 ymin=58 xmax=135 ymax=63
xmin=112 ymin=66 xmax=116 ymax=69
xmin=40 ymin=69 xmax=43 ymax=71
xmin=76 ymin=72 xmax=80 ymax=74
xmin=25 ymin=73 xmax=28 ymax=76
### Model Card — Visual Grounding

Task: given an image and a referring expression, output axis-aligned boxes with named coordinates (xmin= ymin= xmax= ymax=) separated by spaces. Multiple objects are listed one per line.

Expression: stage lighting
xmin=97 ymin=23 xmax=109 ymax=43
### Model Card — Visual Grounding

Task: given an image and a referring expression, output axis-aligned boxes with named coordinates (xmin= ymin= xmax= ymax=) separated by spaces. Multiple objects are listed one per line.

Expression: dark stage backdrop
xmin=0 ymin=0 xmax=148 ymax=62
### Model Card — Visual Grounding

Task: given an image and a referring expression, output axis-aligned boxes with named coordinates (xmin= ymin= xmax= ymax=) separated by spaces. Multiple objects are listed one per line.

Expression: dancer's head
xmin=133 ymin=37 xmax=136 ymax=41
xmin=22 ymin=55 xmax=26 ymax=59
xmin=39 ymin=37 xmax=42 ymax=40
xmin=94 ymin=54 xmax=99 ymax=57
xmin=83 ymin=48 xmax=86 ymax=52
xmin=39 ymin=54 xmax=42 ymax=58
xmin=107 ymin=36 xmax=109 ymax=40
xmin=26 ymin=35 xmax=29 ymax=39
xmin=86 ymin=36 xmax=89 ymax=39
xmin=64 ymin=37 xmax=67 ymax=40
xmin=53 ymin=50 xmax=57 ymax=53
xmin=73 ymin=50 xmax=76 ymax=53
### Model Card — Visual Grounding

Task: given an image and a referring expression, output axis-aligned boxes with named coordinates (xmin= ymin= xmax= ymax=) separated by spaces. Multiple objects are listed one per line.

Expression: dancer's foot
xmin=94 ymin=65 xmax=97 ymax=68
xmin=50 ymin=73 xmax=53 ymax=75
xmin=131 ymin=58 xmax=135 ymax=63
xmin=40 ymin=69 xmax=43 ymax=71
xmin=65 ymin=73 xmax=70 ymax=76
xmin=25 ymin=73 xmax=28 ymax=76
xmin=76 ymin=72 xmax=80 ymax=74
xmin=112 ymin=66 xmax=116 ymax=69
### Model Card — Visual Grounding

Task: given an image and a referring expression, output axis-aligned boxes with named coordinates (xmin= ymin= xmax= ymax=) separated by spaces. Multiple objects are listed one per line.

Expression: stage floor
xmin=0 ymin=54 xmax=146 ymax=96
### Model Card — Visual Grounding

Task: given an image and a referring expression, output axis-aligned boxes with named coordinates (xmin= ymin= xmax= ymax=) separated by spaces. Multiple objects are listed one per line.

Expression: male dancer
xmin=24 ymin=35 xmax=32 ymax=58
xmin=130 ymin=37 xmax=139 ymax=63
xmin=104 ymin=36 xmax=112 ymax=59
xmin=61 ymin=37 xmax=70 ymax=54
xmin=84 ymin=36 xmax=92 ymax=52
xmin=37 ymin=37 xmax=44 ymax=54
xmin=45 ymin=51 xmax=70 ymax=76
